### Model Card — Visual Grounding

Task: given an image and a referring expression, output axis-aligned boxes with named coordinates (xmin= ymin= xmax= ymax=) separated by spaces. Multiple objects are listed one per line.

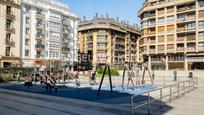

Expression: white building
xmin=20 ymin=0 xmax=79 ymax=68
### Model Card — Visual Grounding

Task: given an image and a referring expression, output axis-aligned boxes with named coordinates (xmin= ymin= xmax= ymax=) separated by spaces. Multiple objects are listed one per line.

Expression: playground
xmin=0 ymin=63 xmax=199 ymax=115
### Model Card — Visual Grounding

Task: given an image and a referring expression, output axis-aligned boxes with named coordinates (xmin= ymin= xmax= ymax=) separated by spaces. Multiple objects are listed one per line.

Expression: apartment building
xmin=139 ymin=0 xmax=204 ymax=70
xmin=0 ymin=0 xmax=21 ymax=67
xmin=78 ymin=14 xmax=140 ymax=69
xmin=20 ymin=0 xmax=78 ymax=69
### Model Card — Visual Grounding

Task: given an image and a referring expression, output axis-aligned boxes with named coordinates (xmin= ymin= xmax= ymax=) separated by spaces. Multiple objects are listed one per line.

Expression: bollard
xmin=160 ymin=89 xmax=162 ymax=108
xmin=148 ymin=92 xmax=151 ymax=115
xmin=173 ymin=70 xmax=177 ymax=81
xmin=170 ymin=86 xmax=172 ymax=102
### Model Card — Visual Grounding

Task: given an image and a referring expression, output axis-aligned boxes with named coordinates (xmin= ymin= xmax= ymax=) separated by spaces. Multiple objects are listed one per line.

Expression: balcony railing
xmin=6 ymin=11 xmax=15 ymax=20
xmin=5 ymin=26 xmax=15 ymax=34
xmin=187 ymin=36 xmax=196 ymax=41
xmin=36 ymin=34 xmax=45 ymax=39
xmin=167 ymin=49 xmax=174 ymax=52
xmin=36 ymin=12 xmax=45 ymax=18
xmin=36 ymin=55 xmax=45 ymax=58
xmin=62 ymin=19 xmax=70 ymax=25
xmin=35 ymin=44 xmax=45 ymax=50
xmin=177 ymin=47 xmax=184 ymax=51
xmin=5 ymin=40 xmax=15 ymax=47
xmin=5 ymin=52 xmax=10 ymax=57
xmin=187 ymin=47 xmax=196 ymax=51
xmin=62 ymin=47 xmax=70 ymax=52
xmin=177 ymin=37 xmax=185 ymax=42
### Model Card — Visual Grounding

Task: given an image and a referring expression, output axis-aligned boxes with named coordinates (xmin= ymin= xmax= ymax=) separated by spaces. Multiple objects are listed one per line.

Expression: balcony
xmin=167 ymin=49 xmax=174 ymax=53
xmin=97 ymin=40 xmax=107 ymax=43
xmin=5 ymin=40 xmax=15 ymax=47
xmin=36 ymin=12 xmax=45 ymax=19
xmin=1 ymin=0 xmax=20 ymax=8
xmin=35 ymin=44 xmax=45 ymax=50
xmin=177 ymin=47 xmax=184 ymax=51
xmin=186 ymin=35 xmax=196 ymax=41
xmin=6 ymin=11 xmax=15 ymax=20
xmin=187 ymin=47 xmax=196 ymax=51
xmin=177 ymin=5 xmax=195 ymax=13
xmin=5 ymin=52 xmax=10 ymax=57
xmin=36 ymin=55 xmax=45 ymax=59
xmin=5 ymin=26 xmax=15 ymax=34
xmin=149 ymin=49 xmax=156 ymax=53
xmin=149 ymin=40 xmax=155 ymax=44
xmin=62 ymin=19 xmax=70 ymax=25
xmin=36 ymin=34 xmax=44 ymax=40
xmin=62 ymin=47 xmax=70 ymax=52
xmin=36 ymin=23 xmax=44 ymax=29
xmin=177 ymin=37 xmax=185 ymax=42
xmin=63 ymin=30 xmax=69 ymax=35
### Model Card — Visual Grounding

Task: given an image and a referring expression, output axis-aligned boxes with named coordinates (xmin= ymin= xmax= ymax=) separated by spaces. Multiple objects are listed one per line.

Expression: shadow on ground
xmin=0 ymin=83 xmax=173 ymax=115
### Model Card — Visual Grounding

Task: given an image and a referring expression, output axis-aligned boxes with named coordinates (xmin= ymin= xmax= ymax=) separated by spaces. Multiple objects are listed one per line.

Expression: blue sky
xmin=60 ymin=0 xmax=144 ymax=25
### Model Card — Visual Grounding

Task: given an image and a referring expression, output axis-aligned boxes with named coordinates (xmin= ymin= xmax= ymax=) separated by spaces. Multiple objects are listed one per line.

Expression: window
xmin=25 ymin=39 xmax=30 ymax=45
xmin=158 ymin=26 xmax=165 ymax=33
xmin=25 ymin=50 xmax=29 ymax=56
xmin=97 ymin=35 xmax=106 ymax=41
xmin=177 ymin=14 xmax=185 ymax=21
xmin=167 ymin=25 xmax=174 ymax=32
xmin=167 ymin=35 xmax=174 ymax=42
xmin=199 ymin=21 xmax=204 ymax=29
xmin=187 ymin=22 xmax=195 ymax=30
xmin=49 ymin=31 xmax=60 ymax=40
xmin=25 ymin=28 xmax=30 ymax=34
xmin=5 ymin=47 xmax=10 ymax=56
xmin=25 ymin=17 xmax=30 ymax=24
xmin=167 ymin=6 xmax=174 ymax=13
xmin=167 ymin=44 xmax=174 ymax=50
xmin=187 ymin=13 xmax=195 ymax=20
xmin=199 ymin=0 xmax=204 ymax=7
xmin=158 ymin=35 xmax=165 ymax=43
xmin=199 ymin=32 xmax=204 ymax=40
xmin=158 ymin=45 xmax=165 ymax=51
xmin=199 ymin=42 xmax=204 ymax=49
xmin=49 ymin=43 xmax=60 ymax=49
xmin=158 ymin=17 xmax=164 ymax=25
xmin=158 ymin=8 xmax=165 ymax=15
xmin=97 ymin=43 xmax=107 ymax=48
xmin=49 ymin=21 xmax=60 ymax=30
xmin=167 ymin=16 xmax=174 ymax=23
xmin=199 ymin=10 xmax=204 ymax=18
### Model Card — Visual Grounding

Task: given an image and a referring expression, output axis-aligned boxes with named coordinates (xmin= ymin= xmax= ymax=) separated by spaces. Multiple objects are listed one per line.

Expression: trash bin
xmin=189 ymin=72 xmax=193 ymax=78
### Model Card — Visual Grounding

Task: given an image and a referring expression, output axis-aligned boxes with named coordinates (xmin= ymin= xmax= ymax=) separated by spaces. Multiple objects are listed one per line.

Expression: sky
xmin=60 ymin=0 xmax=144 ymax=25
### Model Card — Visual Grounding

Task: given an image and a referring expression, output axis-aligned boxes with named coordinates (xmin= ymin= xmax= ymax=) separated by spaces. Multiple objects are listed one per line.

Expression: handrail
xmin=131 ymin=77 xmax=198 ymax=115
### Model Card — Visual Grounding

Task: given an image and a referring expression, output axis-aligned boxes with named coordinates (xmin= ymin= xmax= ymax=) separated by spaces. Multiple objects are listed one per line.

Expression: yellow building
xmin=78 ymin=15 xmax=141 ymax=69
xmin=0 ymin=0 xmax=20 ymax=67
xmin=139 ymin=0 xmax=204 ymax=70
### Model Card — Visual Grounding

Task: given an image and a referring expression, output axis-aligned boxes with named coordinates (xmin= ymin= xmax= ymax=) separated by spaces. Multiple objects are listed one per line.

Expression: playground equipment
xmin=97 ymin=61 xmax=155 ymax=95
xmin=97 ymin=64 xmax=113 ymax=95
xmin=122 ymin=62 xmax=154 ymax=89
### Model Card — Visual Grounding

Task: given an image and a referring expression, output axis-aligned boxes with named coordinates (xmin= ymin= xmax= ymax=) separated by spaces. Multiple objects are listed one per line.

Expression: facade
xmin=78 ymin=14 xmax=141 ymax=69
xmin=20 ymin=0 xmax=78 ymax=68
xmin=0 ymin=0 xmax=21 ymax=67
xmin=139 ymin=0 xmax=204 ymax=70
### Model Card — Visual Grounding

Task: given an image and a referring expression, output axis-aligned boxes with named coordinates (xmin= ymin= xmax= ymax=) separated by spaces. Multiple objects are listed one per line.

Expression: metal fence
xmin=131 ymin=77 xmax=198 ymax=115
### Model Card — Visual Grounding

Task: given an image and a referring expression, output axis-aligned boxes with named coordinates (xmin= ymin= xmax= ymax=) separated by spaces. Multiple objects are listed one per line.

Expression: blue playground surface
xmin=0 ymin=84 xmax=157 ymax=104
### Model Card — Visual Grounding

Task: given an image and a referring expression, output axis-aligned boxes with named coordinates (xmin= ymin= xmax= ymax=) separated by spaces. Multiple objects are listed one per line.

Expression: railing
xmin=131 ymin=77 xmax=198 ymax=115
